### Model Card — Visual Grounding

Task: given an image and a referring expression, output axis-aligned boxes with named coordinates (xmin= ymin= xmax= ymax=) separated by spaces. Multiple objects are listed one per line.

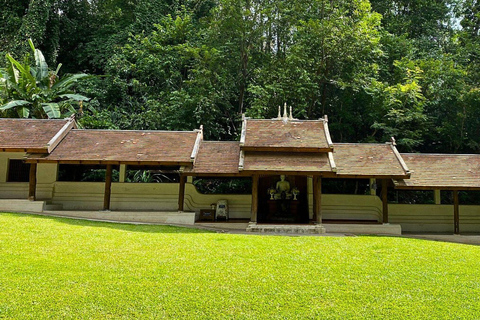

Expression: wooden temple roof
xmin=184 ymin=141 xmax=241 ymax=175
xmin=0 ymin=118 xmax=74 ymax=153
xmin=241 ymin=152 xmax=332 ymax=174
xmin=2 ymin=117 xmax=478 ymax=185
xmin=241 ymin=118 xmax=333 ymax=152
xmin=333 ymin=143 xmax=410 ymax=178
xmin=394 ymin=154 xmax=480 ymax=190
xmin=29 ymin=129 xmax=201 ymax=165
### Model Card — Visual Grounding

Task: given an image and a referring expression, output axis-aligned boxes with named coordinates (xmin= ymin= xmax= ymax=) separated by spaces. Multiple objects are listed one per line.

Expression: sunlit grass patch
xmin=1 ymin=212 xmax=479 ymax=319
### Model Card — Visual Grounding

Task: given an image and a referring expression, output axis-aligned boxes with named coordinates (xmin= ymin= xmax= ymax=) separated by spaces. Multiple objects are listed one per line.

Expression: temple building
xmin=1 ymin=107 xmax=479 ymax=234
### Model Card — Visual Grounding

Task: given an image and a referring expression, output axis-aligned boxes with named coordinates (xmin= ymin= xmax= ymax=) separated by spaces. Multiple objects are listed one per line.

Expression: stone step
xmin=246 ymin=223 xmax=326 ymax=234
xmin=44 ymin=203 xmax=63 ymax=211
xmin=42 ymin=210 xmax=196 ymax=225
xmin=0 ymin=199 xmax=45 ymax=213
xmin=324 ymin=223 xmax=401 ymax=235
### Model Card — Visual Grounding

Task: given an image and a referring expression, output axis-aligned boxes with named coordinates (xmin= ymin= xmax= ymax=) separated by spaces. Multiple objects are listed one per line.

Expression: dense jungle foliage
xmin=1 ymin=0 xmax=480 ymax=153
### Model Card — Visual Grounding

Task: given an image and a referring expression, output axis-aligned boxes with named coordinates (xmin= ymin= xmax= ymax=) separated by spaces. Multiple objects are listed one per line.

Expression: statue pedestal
xmin=267 ymin=200 xmax=276 ymax=220
xmin=290 ymin=200 xmax=298 ymax=219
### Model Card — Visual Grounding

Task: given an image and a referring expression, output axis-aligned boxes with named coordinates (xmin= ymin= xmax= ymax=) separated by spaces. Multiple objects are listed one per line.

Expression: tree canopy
xmin=1 ymin=0 xmax=479 ymax=152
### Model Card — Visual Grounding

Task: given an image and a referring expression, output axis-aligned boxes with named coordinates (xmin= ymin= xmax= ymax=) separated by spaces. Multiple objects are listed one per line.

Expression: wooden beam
xmin=394 ymin=185 xmax=480 ymax=191
xmin=46 ymin=119 xmax=75 ymax=153
xmin=382 ymin=179 xmax=389 ymax=223
xmin=315 ymin=176 xmax=322 ymax=224
xmin=434 ymin=190 xmax=441 ymax=204
xmin=239 ymin=114 xmax=247 ymax=146
xmin=103 ymin=164 xmax=113 ymax=210
xmin=323 ymin=116 xmax=334 ymax=147
xmin=312 ymin=176 xmax=317 ymax=222
xmin=251 ymin=175 xmax=259 ymax=223
xmin=178 ymin=175 xmax=186 ymax=211
xmin=369 ymin=178 xmax=376 ymax=195
xmin=28 ymin=163 xmax=37 ymax=201
xmin=190 ymin=127 xmax=203 ymax=164
xmin=241 ymin=146 xmax=333 ymax=153
xmin=119 ymin=164 xmax=126 ymax=183
xmin=453 ymin=190 xmax=459 ymax=234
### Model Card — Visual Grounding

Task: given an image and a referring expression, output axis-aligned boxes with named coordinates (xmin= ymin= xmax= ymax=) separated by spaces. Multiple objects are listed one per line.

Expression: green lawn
xmin=1 ymin=212 xmax=479 ymax=319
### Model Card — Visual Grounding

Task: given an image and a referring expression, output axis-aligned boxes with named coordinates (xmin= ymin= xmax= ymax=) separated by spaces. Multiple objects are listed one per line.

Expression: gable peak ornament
xmin=274 ymin=103 xmax=297 ymax=122
xmin=283 ymin=103 xmax=288 ymax=122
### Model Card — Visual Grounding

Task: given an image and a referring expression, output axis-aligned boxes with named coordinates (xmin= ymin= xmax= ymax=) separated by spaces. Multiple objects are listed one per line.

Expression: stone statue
xmin=276 ymin=175 xmax=291 ymax=193
xmin=275 ymin=175 xmax=292 ymax=200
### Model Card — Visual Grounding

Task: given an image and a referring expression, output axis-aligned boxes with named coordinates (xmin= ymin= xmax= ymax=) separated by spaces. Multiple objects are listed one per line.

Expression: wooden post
xmin=178 ymin=175 xmax=186 ymax=211
xmin=434 ymin=189 xmax=441 ymax=205
xmin=369 ymin=178 xmax=376 ymax=195
xmin=28 ymin=163 xmax=37 ymax=201
xmin=382 ymin=179 xmax=389 ymax=224
xmin=453 ymin=190 xmax=459 ymax=234
xmin=251 ymin=175 xmax=259 ymax=223
xmin=312 ymin=176 xmax=322 ymax=224
xmin=103 ymin=164 xmax=113 ymax=210
xmin=316 ymin=177 xmax=322 ymax=224
xmin=119 ymin=164 xmax=126 ymax=183
xmin=312 ymin=176 xmax=317 ymax=222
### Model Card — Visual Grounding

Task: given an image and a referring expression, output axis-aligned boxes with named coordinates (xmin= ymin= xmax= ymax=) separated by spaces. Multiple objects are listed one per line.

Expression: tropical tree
xmin=0 ymin=39 xmax=89 ymax=118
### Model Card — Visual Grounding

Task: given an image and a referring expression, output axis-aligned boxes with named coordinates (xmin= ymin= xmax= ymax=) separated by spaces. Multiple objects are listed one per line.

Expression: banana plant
xmin=0 ymin=39 xmax=90 ymax=118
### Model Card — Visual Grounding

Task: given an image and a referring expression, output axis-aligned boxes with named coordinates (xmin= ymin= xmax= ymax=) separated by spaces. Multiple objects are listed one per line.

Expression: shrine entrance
xmin=257 ymin=175 xmax=309 ymax=223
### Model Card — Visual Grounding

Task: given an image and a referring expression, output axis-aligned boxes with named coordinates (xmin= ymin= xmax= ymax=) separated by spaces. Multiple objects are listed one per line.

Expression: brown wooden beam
xmin=251 ymin=175 xmax=259 ymax=223
xmin=103 ymin=164 xmax=113 ymax=210
xmin=395 ymin=186 xmax=480 ymax=191
xmin=28 ymin=163 xmax=37 ymax=201
xmin=241 ymin=146 xmax=333 ymax=153
xmin=178 ymin=175 xmax=186 ymax=211
xmin=453 ymin=190 xmax=459 ymax=234
xmin=382 ymin=179 xmax=389 ymax=223
xmin=312 ymin=177 xmax=318 ymax=222
xmin=313 ymin=176 xmax=322 ymax=224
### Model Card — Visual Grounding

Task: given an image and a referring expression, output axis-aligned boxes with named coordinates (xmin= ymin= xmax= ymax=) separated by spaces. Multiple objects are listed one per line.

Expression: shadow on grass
xmin=1 ymin=212 xmax=213 ymax=234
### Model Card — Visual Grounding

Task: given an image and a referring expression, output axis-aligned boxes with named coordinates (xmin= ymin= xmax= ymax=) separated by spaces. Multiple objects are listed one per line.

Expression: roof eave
xmin=241 ymin=146 xmax=333 ymax=153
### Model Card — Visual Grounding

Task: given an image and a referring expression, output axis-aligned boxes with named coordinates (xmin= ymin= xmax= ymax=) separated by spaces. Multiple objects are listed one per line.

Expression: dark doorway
xmin=257 ymin=175 xmax=309 ymax=223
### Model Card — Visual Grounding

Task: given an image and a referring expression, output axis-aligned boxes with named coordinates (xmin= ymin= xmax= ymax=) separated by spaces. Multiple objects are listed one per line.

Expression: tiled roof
xmin=394 ymin=154 xmax=480 ymax=189
xmin=242 ymin=119 xmax=332 ymax=151
xmin=334 ymin=143 xmax=409 ymax=177
xmin=0 ymin=118 xmax=71 ymax=153
xmin=242 ymin=151 xmax=332 ymax=173
xmin=38 ymin=129 xmax=199 ymax=164
xmin=185 ymin=141 xmax=240 ymax=175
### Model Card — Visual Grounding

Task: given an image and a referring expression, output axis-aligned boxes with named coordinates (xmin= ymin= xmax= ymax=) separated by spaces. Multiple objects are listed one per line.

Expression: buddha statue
xmin=275 ymin=175 xmax=292 ymax=200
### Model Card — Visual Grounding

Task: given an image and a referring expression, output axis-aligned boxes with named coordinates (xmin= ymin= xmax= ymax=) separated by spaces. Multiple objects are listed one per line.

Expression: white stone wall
xmin=0 ymin=152 xmax=29 ymax=199
xmin=0 ymin=158 xmax=479 ymax=233
xmin=390 ymin=204 xmax=480 ymax=233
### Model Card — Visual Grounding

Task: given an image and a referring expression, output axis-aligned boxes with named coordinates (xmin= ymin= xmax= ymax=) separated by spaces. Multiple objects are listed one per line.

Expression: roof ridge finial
xmin=283 ymin=103 xmax=288 ymax=120
xmin=289 ymin=106 xmax=294 ymax=120
xmin=390 ymin=136 xmax=396 ymax=146
xmin=277 ymin=106 xmax=281 ymax=119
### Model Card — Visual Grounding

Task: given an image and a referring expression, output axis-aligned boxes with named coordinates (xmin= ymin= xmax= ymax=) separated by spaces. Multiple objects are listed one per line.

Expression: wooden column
xmin=28 ymin=163 xmax=37 ymax=201
xmin=312 ymin=176 xmax=322 ymax=224
xmin=369 ymin=178 xmax=376 ymax=195
xmin=453 ymin=190 xmax=459 ymax=234
xmin=103 ymin=164 xmax=113 ymax=210
xmin=178 ymin=175 xmax=186 ymax=211
xmin=434 ymin=189 xmax=441 ymax=205
xmin=381 ymin=179 xmax=389 ymax=224
xmin=251 ymin=175 xmax=259 ymax=223
xmin=119 ymin=164 xmax=126 ymax=182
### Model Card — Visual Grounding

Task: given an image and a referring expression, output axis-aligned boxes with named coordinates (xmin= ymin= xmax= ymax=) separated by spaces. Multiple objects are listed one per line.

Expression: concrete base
xmin=324 ymin=223 xmax=402 ymax=235
xmin=196 ymin=222 xmax=249 ymax=231
xmin=0 ymin=199 xmax=45 ymax=213
xmin=42 ymin=210 xmax=196 ymax=225
xmin=246 ymin=223 xmax=326 ymax=234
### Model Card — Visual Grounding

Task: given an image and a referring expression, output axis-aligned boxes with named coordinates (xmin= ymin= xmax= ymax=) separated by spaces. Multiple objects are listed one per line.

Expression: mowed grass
xmin=1 ymin=213 xmax=480 ymax=319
